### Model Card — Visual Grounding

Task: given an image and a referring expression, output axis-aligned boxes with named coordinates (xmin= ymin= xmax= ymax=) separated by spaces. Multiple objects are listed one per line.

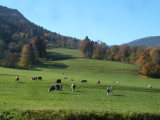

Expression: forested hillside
xmin=0 ymin=5 xmax=80 ymax=67
xmin=0 ymin=5 xmax=80 ymax=48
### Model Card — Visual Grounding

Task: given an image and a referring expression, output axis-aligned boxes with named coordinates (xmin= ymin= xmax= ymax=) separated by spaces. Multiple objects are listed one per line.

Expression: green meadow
xmin=0 ymin=48 xmax=160 ymax=119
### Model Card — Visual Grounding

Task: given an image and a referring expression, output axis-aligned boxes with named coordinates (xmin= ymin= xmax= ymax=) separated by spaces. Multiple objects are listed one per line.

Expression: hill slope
xmin=0 ymin=48 xmax=160 ymax=115
xmin=0 ymin=5 xmax=80 ymax=48
xmin=124 ymin=36 xmax=160 ymax=47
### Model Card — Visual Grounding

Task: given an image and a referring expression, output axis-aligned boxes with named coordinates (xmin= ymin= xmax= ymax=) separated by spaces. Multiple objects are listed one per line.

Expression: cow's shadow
xmin=74 ymin=91 xmax=82 ymax=93
xmin=17 ymin=82 xmax=26 ymax=84
xmin=60 ymin=93 xmax=69 ymax=94
xmin=112 ymin=94 xmax=125 ymax=97
xmin=54 ymin=91 xmax=83 ymax=95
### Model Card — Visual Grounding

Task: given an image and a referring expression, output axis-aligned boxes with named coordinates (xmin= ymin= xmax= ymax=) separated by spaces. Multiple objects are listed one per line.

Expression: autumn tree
xmin=31 ymin=36 xmax=46 ymax=58
xmin=106 ymin=45 xmax=120 ymax=61
xmin=0 ymin=50 xmax=18 ymax=67
xmin=114 ymin=52 xmax=123 ymax=61
xmin=79 ymin=36 xmax=94 ymax=58
xmin=149 ymin=47 xmax=160 ymax=64
xmin=140 ymin=62 xmax=160 ymax=78
xmin=19 ymin=43 xmax=36 ymax=66
xmin=129 ymin=46 xmax=139 ymax=64
xmin=92 ymin=42 xmax=108 ymax=60
xmin=111 ymin=45 xmax=119 ymax=54
xmin=136 ymin=48 xmax=160 ymax=78
xmin=120 ymin=45 xmax=131 ymax=62
xmin=130 ymin=52 xmax=136 ymax=64
xmin=136 ymin=50 xmax=150 ymax=66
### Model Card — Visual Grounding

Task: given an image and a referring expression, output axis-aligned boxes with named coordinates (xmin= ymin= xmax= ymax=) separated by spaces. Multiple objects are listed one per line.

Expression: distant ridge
xmin=124 ymin=36 xmax=160 ymax=47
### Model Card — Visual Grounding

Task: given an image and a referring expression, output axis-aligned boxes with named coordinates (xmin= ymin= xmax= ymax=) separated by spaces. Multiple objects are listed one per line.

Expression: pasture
xmin=0 ymin=48 xmax=160 ymax=119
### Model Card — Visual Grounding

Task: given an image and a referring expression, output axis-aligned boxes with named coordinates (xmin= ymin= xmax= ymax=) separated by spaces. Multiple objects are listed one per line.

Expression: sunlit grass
xmin=0 ymin=48 xmax=160 ymax=114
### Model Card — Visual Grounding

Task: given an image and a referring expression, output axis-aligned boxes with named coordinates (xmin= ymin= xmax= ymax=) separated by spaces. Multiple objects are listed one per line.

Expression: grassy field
xmin=0 ymin=48 xmax=160 ymax=117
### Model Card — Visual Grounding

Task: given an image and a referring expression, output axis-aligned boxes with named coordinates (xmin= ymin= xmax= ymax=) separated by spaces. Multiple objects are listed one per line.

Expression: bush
xmin=1 ymin=110 xmax=160 ymax=120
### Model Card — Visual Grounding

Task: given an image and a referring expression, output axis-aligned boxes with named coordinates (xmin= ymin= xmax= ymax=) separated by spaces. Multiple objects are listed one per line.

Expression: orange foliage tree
xmin=137 ymin=48 xmax=160 ymax=78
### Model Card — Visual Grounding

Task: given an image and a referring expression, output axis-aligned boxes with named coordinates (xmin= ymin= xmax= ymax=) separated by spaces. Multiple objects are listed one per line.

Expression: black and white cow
xmin=48 ymin=84 xmax=62 ymax=93
xmin=148 ymin=85 xmax=152 ymax=88
xmin=71 ymin=84 xmax=76 ymax=92
xmin=106 ymin=87 xmax=113 ymax=95
xmin=15 ymin=76 xmax=19 ymax=83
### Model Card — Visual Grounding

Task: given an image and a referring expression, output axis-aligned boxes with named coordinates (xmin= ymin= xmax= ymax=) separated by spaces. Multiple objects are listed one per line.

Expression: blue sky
xmin=1 ymin=0 xmax=160 ymax=45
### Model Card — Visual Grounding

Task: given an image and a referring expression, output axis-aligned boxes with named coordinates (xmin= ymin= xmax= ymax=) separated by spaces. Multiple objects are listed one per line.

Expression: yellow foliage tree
xmin=149 ymin=47 xmax=157 ymax=57
xmin=137 ymin=49 xmax=160 ymax=78
xmin=140 ymin=62 xmax=160 ymax=77
xmin=136 ymin=51 xmax=150 ymax=66
xmin=19 ymin=44 xmax=35 ymax=67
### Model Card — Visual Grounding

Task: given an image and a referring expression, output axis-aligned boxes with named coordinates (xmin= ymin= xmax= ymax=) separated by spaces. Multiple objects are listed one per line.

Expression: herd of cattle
xmin=31 ymin=77 xmax=42 ymax=80
xmin=15 ymin=76 xmax=152 ymax=95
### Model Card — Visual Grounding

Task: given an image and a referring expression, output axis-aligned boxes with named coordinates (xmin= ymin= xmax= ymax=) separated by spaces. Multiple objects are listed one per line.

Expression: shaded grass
xmin=47 ymin=51 xmax=73 ymax=61
xmin=37 ymin=61 xmax=69 ymax=69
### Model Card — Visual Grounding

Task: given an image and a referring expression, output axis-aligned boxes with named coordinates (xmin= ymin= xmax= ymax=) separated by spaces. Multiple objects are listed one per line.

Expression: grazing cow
xmin=81 ymin=80 xmax=87 ymax=83
xmin=96 ymin=80 xmax=100 ymax=84
xmin=38 ymin=77 xmax=42 ymax=80
xmin=31 ymin=77 xmax=37 ymax=80
xmin=71 ymin=84 xmax=76 ymax=92
xmin=56 ymin=79 xmax=61 ymax=83
xmin=116 ymin=82 xmax=119 ymax=85
xmin=15 ymin=76 xmax=19 ymax=83
xmin=106 ymin=87 xmax=113 ymax=95
xmin=148 ymin=85 xmax=152 ymax=88
xmin=113 ymin=81 xmax=119 ymax=85
xmin=48 ymin=84 xmax=62 ymax=93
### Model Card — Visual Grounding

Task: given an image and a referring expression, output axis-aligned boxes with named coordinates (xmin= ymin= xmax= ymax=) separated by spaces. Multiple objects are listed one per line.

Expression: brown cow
xmin=48 ymin=84 xmax=62 ymax=93
xmin=96 ymin=80 xmax=100 ymax=84
xmin=71 ymin=84 xmax=76 ymax=92
xmin=31 ymin=77 xmax=37 ymax=80
xmin=56 ymin=79 xmax=61 ymax=83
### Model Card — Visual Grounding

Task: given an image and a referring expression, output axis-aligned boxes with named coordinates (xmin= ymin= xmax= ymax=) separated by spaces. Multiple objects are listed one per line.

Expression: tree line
xmin=79 ymin=36 xmax=160 ymax=78
xmin=0 ymin=36 xmax=46 ymax=67
xmin=19 ymin=36 xmax=46 ymax=66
